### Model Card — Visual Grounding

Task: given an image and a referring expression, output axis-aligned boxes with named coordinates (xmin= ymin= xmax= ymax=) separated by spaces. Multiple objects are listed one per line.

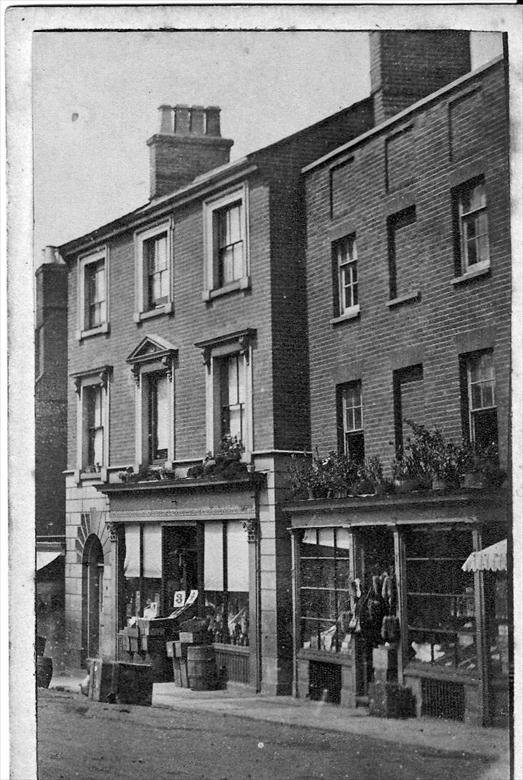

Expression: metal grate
xmin=214 ymin=645 xmax=250 ymax=685
xmin=421 ymin=678 xmax=465 ymax=721
xmin=309 ymin=661 xmax=342 ymax=704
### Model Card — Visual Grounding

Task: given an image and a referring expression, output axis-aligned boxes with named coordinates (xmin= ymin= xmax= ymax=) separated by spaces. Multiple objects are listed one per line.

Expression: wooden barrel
xmin=36 ymin=635 xmax=47 ymax=657
xmin=187 ymin=645 xmax=218 ymax=691
xmin=36 ymin=656 xmax=53 ymax=688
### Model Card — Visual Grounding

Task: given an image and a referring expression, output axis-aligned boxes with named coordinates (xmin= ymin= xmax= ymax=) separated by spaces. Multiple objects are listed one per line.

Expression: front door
xmin=83 ymin=535 xmax=104 ymax=661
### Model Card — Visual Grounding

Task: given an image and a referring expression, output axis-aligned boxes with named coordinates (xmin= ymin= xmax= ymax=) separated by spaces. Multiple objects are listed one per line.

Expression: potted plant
xmin=391 ymin=456 xmax=421 ymax=493
xmin=461 ymin=442 xmax=506 ymax=489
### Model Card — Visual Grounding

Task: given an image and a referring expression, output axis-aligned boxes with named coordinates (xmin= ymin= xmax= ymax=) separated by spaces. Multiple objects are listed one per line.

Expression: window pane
xmin=93 ymin=427 xmax=104 ymax=465
xmin=156 ymin=376 xmax=169 ymax=452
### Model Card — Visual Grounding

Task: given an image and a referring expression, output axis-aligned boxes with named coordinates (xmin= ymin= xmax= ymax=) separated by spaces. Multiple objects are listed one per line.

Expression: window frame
xmin=134 ymin=219 xmax=174 ymax=322
xmin=337 ymin=381 xmax=364 ymax=463
xmin=333 ymin=234 xmax=359 ymax=318
xmin=202 ymin=185 xmax=250 ymax=301
xmin=127 ymin=337 xmax=177 ymax=469
xmin=462 ymin=350 xmax=497 ymax=451
xmin=76 ymin=248 xmax=109 ymax=340
xmin=195 ymin=329 xmax=255 ymax=457
xmin=453 ymin=178 xmax=490 ymax=277
xmin=71 ymin=365 xmax=112 ymax=479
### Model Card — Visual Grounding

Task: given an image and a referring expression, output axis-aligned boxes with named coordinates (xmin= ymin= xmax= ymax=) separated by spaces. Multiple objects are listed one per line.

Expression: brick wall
xmin=305 ymin=61 xmax=511 ymax=471
xmin=64 ymin=96 xmax=375 ymax=467
xmin=35 ymin=262 xmax=68 ymax=537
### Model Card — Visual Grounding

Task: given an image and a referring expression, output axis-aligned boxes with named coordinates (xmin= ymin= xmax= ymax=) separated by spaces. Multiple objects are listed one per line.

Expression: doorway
xmin=354 ymin=526 xmax=395 ymax=700
xmin=82 ymin=535 xmax=104 ymax=663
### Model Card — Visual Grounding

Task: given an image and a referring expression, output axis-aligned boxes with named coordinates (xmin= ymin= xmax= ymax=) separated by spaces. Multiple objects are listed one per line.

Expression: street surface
xmin=37 ymin=688 xmax=496 ymax=780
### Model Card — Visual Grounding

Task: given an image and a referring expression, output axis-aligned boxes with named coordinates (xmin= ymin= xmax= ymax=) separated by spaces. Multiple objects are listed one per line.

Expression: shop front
xmin=287 ymin=489 xmax=509 ymax=726
xmin=98 ymin=475 xmax=263 ymax=689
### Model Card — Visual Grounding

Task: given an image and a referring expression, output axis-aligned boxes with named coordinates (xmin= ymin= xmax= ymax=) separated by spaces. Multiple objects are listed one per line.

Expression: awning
xmin=36 ymin=550 xmax=64 ymax=570
xmin=462 ymin=539 xmax=507 ymax=572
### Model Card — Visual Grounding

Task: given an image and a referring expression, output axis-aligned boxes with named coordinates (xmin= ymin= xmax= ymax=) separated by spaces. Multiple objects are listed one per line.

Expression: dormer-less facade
xmin=58 ymin=95 xmax=375 ymax=693
xmin=287 ymin=48 xmax=511 ymax=725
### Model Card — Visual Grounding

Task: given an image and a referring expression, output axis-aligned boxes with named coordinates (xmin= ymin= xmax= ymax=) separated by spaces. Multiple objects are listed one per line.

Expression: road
xmin=37 ymin=688 xmax=494 ymax=780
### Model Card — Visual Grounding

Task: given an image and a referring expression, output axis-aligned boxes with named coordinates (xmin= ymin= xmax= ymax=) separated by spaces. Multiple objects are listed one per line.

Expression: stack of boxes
xmin=117 ymin=617 xmax=177 ymax=681
xmin=166 ymin=624 xmax=214 ymax=689
xmin=368 ymin=645 xmax=415 ymax=718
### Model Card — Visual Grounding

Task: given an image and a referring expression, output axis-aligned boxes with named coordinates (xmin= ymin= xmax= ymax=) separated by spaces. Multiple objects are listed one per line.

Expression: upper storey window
xmin=134 ymin=220 xmax=174 ymax=321
xmin=216 ymin=202 xmax=244 ymax=287
xmin=334 ymin=235 xmax=358 ymax=316
xmin=203 ymin=185 xmax=250 ymax=301
xmin=454 ymin=179 xmax=490 ymax=275
xmin=145 ymin=232 xmax=169 ymax=309
xmin=77 ymin=249 xmax=109 ymax=339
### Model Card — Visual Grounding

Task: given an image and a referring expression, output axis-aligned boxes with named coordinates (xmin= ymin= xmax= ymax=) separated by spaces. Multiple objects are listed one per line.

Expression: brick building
xmin=55 ymin=79 xmax=376 ymax=695
xmin=35 ymin=247 xmax=68 ymax=669
xmin=286 ymin=34 xmax=510 ymax=725
xmin=45 ymin=31 xmax=511 ymax=720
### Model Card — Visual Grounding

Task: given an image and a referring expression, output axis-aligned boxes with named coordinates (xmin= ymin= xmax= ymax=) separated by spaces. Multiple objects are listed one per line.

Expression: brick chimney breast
xmin=147 ymin=104 xmax=233 ymax=199
xmin=370 ymin=30 xmax=471 ymax=124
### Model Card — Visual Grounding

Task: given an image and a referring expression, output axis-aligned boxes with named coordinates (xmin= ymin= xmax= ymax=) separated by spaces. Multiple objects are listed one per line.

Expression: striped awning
xmin=462 ymin=539 xmax=507 ymax=572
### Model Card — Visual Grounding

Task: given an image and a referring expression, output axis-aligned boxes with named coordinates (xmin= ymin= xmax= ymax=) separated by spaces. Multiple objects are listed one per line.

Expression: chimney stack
xmin=370 ymin=31 xmax=471 ymax=124
xmin=147 ymin=104 xmax=234 ymax=199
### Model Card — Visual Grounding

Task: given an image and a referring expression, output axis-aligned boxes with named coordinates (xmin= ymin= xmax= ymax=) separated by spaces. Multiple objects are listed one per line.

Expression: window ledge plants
xmin=288 ymin=451 xmax=388 ymax=500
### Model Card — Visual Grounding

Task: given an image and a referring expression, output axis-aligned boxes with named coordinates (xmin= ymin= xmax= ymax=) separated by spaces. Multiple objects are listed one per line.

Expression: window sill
xmin=134 ymin=302 xmax=174 ymax=323
xmin=76 ymin=323 xmax=110 ymax=341
xmin=330 ymin=306 xmax=360 ymax=325
xmin=451 ymin=265 xmax=491 ymax=286
xmin=202 ymin=276 xmax=251 ymax=302
xmin=386 ymin=291 xmax=420 ymax=308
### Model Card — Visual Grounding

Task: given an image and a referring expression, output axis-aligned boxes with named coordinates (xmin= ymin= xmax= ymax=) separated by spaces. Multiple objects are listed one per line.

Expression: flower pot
xmin=393 ymin=478 xmax=420 ymax=494
xmin=462 ymin=471 xmax=485 ymax=489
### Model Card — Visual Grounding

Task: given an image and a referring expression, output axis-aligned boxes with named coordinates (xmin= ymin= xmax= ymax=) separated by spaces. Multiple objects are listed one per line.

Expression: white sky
xmin=33 ymin=30 xmax=503 ymax=258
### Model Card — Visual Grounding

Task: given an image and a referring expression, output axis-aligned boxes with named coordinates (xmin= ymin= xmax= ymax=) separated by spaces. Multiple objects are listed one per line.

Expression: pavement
xmin=49 ymin=673 xmax=511 ymax=780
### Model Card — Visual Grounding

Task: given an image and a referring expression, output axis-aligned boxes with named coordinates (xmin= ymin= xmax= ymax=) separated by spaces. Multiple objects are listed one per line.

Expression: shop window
xmin=298 ymin=527 xmax=353 ymax=654
xmin=77 ymin=248 xmax=109 ymax=339
xmin=72 ymin=366 xmax=112 ymax=475
xmin=203 ymin=185 xmax=249 ymax=300
xmin=460 ymin=350 xmax=498 ymax=453
xmin=333 ymin=235 xmax=359 ymax=317
xmin=126 ymin=335 xmax=177 ymax=467
xmin=123 ymin=524 xmax=163 ymax=620
xmin=405 ymin=528 xmax=477 ymax=674
xmin=204 ymin=521 xmax=249 ymax=646
xmin=337 ymin=381 xmax=364 ymax=463
xmin=134 ymin=220 xmax=173 ymax=321
xmin=453 ymin=178 xmax=489 ymax=276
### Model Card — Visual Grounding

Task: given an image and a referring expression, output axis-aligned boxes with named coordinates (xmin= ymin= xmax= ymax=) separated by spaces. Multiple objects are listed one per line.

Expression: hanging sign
xmin=173 ymin=590 xmax=186 ymax=608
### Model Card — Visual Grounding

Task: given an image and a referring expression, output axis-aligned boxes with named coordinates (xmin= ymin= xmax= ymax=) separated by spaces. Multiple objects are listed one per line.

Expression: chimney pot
xmin=174 ymin=104 xmax=190 ymax=135
xmin=41 ymin=246 xmax=64 ymax=265
xmin=205 ymin=106 xmax=221 ymax=137
xmin=158 ymin=105 xmax=173 ymax=133
xmin=190 ymin=106 xmax=205 ymax=135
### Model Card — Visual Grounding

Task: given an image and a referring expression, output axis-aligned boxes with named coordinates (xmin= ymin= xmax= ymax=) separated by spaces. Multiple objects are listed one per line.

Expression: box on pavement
xmin=116 ymin=662 xmax=153 ymax=706
xmin=179 ymin=631 xmax=209 ymax=645
xmin=88 ymin=658 xmax=117 ymax=702
xmin=372 ymin=645 xmax=398 ymax=671
xmin=179 ymin=659 xmax=189 ymax=688
xmin=368 ymin=681 xmax=415 ymax=719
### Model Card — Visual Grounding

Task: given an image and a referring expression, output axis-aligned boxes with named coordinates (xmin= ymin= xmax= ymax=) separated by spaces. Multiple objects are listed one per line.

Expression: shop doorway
xmin=162 ymin=526 xmax=201 ymax=615
xmin=354 ymin=526 xmax=395 ymax=701
xmin=82 ymin=535 xmax=104 ymax=663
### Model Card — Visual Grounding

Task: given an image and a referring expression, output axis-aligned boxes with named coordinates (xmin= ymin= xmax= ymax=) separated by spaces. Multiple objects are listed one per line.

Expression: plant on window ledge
xmin=84 ymin=463 xmax=102 ymax=475
xmin=288 ymin=451 xmax=386 ymax=499
xmin=117 ymin=464 xmax=176 ymax=483
xmin=186 ymin=436 xmax=248 ymax=481
xmin=461 ymin=441 xmax=505 ymax=488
